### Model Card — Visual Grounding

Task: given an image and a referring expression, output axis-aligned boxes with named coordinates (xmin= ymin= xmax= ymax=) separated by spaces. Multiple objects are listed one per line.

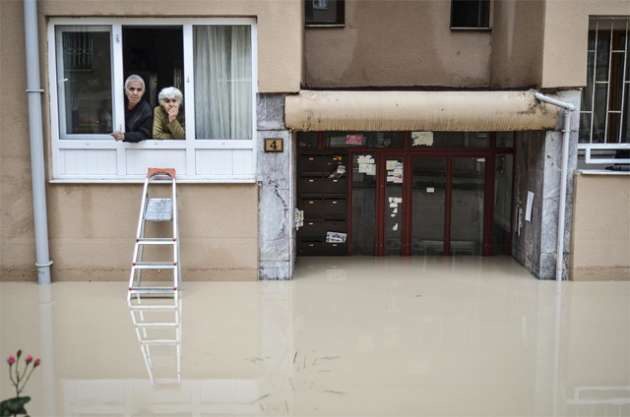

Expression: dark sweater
xmin=123 ymin=100 xmax=153 ymax=143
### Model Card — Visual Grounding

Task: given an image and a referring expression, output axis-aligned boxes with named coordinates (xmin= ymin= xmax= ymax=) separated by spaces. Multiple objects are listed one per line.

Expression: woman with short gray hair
xmin=112 ymin=74 xmax=153 ymax=142
xmin=152 ymin=87 xmax=185 ymax=139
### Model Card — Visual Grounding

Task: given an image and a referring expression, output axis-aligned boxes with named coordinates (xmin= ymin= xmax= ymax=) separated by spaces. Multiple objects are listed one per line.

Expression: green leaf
xmin=0 ymin=396 xmax=31 ymax=416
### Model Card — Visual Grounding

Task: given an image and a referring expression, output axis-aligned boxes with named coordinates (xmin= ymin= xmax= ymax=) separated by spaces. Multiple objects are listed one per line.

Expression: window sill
xmin=450 ymin=27 xmax=492 ymax=32
xmin=49 ymin=177 xmax=257 ymax=184
xmin=305 ymin=23 xmax=345 ymax=29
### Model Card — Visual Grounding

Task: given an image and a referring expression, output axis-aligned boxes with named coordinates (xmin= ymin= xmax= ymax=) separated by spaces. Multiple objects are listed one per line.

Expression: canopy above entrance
xmin=285 ymin=90 xmax=561 ymax=132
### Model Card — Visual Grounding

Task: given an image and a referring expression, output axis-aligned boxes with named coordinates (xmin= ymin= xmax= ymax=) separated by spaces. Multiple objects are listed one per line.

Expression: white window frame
xmin=47 ymin=17 xmax=258 ymax=183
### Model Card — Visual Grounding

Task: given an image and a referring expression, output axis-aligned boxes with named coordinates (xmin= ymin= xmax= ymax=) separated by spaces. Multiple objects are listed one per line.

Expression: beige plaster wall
xmin=570 ymin=173 xmax=630 ymax=281
xmin=490 ymin=0 xmax=545 ymax=88
xmin=0 ymin=0 xmax=36 ymax=280
xmin=40 ymin=0 xmax=303 ymax=93
xmin=304 ymin=0 xmax=492 ymax=88
xmin=541 ymin=0 xmax=630 ymax=88
xmin=1 ymin=0 xmax=260 ymax=281
xmin=47 ymin=184 xmax=258 ymax=281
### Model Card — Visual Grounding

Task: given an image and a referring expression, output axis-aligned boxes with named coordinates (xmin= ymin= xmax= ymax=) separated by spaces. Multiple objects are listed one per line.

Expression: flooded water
xmin=1 ymin=256 xmax=629 ymax=416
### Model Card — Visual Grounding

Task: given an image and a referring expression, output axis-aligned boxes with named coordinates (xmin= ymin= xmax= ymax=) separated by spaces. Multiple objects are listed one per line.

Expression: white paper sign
xmin=525 ymin=191 xmax=534 ymax=222
xmin=412 ymin=131 xmax=434 ymax=147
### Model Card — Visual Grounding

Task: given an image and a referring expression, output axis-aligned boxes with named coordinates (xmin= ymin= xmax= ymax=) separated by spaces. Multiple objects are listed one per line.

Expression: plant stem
xmin=8 ymin=365 xmax=17 ymax=388
xmin=17 ymin=365 xmax=36 ymax=396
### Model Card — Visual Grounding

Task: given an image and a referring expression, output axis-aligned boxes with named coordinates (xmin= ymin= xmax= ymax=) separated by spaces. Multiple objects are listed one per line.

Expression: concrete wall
xmin=1 ymin=0 xmax=299 ymax=281
xmin=571 ymin=173 xmax=630 ymax=281
xmin=490 ymin=0 xmax=545 ymax=88
xmin=0 ymin=0 xmax=36 ymax=280
xmin=40 ymin=0 xmax=303 ymax=93
xmin=304 ymin=0 xmax=492 ymax=88
xmin=541 ymin=0 xmax=630 ymax=88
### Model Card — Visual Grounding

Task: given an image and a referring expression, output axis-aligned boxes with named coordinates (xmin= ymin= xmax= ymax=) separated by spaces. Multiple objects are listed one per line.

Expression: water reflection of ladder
xmin=128 ymin=168 xmax=180 ymax=302
xmin=128 ymin=295 xmax=182 ymax=385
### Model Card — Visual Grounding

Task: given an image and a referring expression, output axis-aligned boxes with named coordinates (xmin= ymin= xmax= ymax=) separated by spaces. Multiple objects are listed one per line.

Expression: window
xmin=450 ymin=0 xmax=490 ymax=30
xmin=48 ymin=19 xmax=257 ymax=182
xmin=579 ymin=17 xmax=630 ymax=144
xmin=305 ymin=0 xmax=345 ymax=26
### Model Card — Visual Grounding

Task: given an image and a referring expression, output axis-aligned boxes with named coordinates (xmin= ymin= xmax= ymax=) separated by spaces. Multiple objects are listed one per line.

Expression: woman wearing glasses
xmin=153 ymin=87 xmax=186 ymax=139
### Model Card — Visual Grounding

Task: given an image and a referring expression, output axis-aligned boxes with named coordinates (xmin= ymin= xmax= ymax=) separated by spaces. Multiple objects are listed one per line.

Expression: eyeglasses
xmin=163 ymin=99 xmax=178 ymax=103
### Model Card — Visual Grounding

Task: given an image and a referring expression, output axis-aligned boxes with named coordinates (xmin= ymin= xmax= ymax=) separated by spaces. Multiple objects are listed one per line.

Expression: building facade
xmin=1 ymin=0 xmax=629 ymax=282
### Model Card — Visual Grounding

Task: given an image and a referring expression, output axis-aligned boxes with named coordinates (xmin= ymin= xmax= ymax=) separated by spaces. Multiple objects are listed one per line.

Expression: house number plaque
xmin=264 ymin=138 xmax=284 ymax=153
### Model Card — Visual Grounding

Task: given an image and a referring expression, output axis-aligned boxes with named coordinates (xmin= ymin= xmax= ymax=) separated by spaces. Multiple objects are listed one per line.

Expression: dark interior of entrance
xmin=122 ymin=26 xmax=184 ymax=108
xmin=297 ymin=132 xmax=514 ymax=257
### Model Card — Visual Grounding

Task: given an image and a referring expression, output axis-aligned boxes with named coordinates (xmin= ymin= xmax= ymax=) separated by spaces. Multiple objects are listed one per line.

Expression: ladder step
xmin=129 ymin=287 xmax=178 ymax=293
xmin=145 ymin=198 xmax=173 ymax=221
xmin=136 ymin=238 xmax=177 ymax=245
xmin=132 ymin=263 xmax=177 ymax=270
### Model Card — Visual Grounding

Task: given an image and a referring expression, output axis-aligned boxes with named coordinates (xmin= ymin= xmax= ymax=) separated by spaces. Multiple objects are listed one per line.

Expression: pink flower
xmin=25 ymin=354 xmax=33 ymax=364
xmin=33 ymin=358 xmax=41 ymax=368
xmin=7 ymin=355 xmax=16 ymax=366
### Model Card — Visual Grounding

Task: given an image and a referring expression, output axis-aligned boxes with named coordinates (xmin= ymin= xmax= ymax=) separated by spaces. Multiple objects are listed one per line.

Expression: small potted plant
xmin=1 ymin=350 xmax=41 ymax=417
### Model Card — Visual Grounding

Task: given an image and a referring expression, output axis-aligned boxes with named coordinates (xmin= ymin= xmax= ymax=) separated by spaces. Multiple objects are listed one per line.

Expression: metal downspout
xmin=534 ymin=92 xmax=576 ymax=282
xmin=24 ymin=0 xmax=52 ymax=284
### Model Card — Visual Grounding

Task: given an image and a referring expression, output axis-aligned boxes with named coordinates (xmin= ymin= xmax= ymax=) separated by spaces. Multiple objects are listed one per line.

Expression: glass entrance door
xmin=410 ymin=157 xmax=447 ymax=255
xmin=382 ymin=157 xmax=405 ymax=255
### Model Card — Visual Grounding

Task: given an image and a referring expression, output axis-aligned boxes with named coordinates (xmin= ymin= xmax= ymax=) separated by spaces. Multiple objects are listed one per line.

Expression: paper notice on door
xmin=426 ymin=187 xmax=435 ymax=193
xmin=365 ymin=164 xmax=376 ymax=176
xmin=412 ymin=131 xmax=434 ymax=147
xmin=386 ymin=160 xmax=398 ymax=170
xmin=392 ymin=223 xmax=399 ymax=231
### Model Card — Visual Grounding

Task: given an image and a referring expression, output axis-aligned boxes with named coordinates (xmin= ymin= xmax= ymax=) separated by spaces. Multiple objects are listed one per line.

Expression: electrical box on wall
xmin=264 ymin=138 xmax=284 ymax=153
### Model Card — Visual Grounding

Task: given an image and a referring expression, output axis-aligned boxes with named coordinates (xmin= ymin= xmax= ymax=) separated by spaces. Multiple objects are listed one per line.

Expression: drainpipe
xmin=24 ymin=0 xmax=52 ymax=284
xmin=534 ymin=92 xmax=576 ymax=282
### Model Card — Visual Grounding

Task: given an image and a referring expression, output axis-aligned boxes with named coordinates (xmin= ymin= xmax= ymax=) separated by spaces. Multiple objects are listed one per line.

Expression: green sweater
xmin=152 ymin=106 xmax=185 ymax=139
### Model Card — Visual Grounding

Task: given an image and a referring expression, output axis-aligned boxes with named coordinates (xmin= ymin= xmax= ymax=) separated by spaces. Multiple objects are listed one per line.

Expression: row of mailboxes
xmin=300 ymin=199 xmax=346 ymax=219
xmin=298 ymin=241 xmax=347 ymax=256
xmin=300 ymin=155 xmax=345 ymax=176
xmin=300 ymin=219 xmax=347 ymax=241
xmin=300 ymin=177 xmax=346 ymax=195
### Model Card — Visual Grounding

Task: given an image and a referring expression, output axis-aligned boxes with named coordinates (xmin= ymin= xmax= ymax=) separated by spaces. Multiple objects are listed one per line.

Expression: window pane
xmin=623 ymin=84 xmax=630 ymax=143
xmin=582 ymin=51 xmax=594 ymax=112
xmin=593 ymin=84 xmax=608 ymax=142
xmin=194 ymin=25 xmax=252 ymax=140
xmin=56 ymin=27 xmax=112 ymax=136
xmin=595 ymin=30 xmax=610 ymax=82
xmin=451 ymin=0 xmax=490 ymax=28
xmin=579 ymin=113 xmax=592 ymax=143
xmin=305 ymin=0 xmax=344 ymax=25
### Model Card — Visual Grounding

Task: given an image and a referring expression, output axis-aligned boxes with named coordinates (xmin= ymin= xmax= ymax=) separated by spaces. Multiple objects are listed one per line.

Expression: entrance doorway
xmin=297 ymin=132 xmax=514 ymax=257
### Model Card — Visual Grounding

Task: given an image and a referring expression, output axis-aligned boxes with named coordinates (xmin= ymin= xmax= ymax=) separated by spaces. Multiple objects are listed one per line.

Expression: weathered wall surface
xmin=0 ymin=0 xmax=36 ymax=280
xmin=571 ymin=173 xmax=630 ymax=281
xmin=46 ymin=184 xmax=258 ymax=281
xmin=304 ymin=0 xmax=492 ymax=88
xmin=39 ymin=0 xmax=302 ymax=93
xmin=491 ymin=0 xmax=545 ymax=88
xmin=541 ymin=0 xmax=630 ymax=88
xmin=1 ymin=0 xmax=267 ymax=281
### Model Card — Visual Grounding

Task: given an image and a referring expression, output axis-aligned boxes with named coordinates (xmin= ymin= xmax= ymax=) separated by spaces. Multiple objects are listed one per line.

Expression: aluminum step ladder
xmin=128 ymin=168 xmax=180 ymax=301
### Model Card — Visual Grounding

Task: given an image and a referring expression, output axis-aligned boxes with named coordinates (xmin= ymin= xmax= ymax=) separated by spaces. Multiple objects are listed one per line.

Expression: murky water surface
xmin=1 ymin=256 xmax=629 ymax=416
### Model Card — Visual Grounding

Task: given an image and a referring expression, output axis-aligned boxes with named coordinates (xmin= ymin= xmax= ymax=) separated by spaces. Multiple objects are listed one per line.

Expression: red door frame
xmin=340 ymin=134 xmax=514 ymax=258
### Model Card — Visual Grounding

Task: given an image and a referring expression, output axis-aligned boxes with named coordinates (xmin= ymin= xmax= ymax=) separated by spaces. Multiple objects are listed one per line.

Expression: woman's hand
xmin=167 ymin=105 xmax=179 ymax=123
xmin=112 ymin=131 xmax=125 ymax=141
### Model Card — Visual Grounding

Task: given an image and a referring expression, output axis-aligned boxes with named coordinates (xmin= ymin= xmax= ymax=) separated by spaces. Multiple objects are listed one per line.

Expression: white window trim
xmin=47 ymin=17 xmax=258 ymax=183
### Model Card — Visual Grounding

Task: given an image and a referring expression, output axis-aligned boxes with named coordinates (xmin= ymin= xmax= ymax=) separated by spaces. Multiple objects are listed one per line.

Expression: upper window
xmin=450 ymin=0 xmax=490 ymax=30
xmin=579 ymin=17 xmax=630 ymax=145
xmin=305 ymin=0 xmax=345 ymax=26
xmin=49 ymin=19 xmax=257 ymax=181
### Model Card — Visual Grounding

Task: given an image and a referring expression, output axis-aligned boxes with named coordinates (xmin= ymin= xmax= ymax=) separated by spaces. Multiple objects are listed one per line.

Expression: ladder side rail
xmin=135 ymin=177 xmax=151 ymax=239
xmin=171 ymin=178 xmax=180 ymax=289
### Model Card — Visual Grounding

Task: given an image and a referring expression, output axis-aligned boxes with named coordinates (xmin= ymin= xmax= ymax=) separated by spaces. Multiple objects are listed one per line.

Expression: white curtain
xmin=194 ymin=26 xmax=252 ymax=140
